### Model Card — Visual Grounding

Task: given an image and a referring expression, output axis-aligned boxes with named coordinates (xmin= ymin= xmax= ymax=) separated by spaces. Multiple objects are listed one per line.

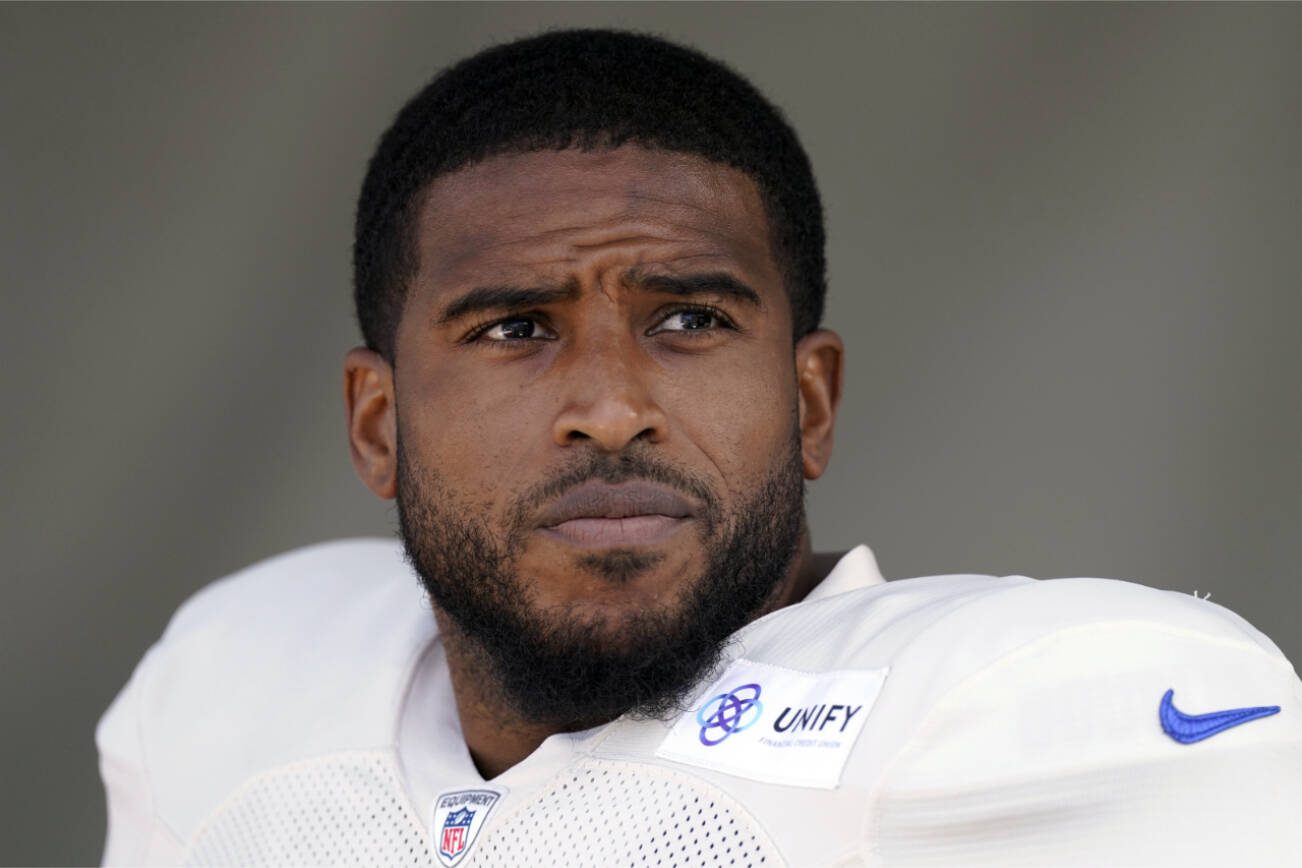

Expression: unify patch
xmin=429 ymin=786 xmax=504 ymax=867
xmin=655 ymin=659 xmax=889 ymax=789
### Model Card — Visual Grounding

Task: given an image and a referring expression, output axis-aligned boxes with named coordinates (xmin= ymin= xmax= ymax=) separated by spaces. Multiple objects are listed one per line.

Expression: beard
xmin=396 ymin=426 xmax=806 ymax=730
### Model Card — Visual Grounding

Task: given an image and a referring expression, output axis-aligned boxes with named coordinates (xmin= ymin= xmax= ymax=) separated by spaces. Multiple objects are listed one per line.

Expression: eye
xmin=471 ymin=316 xmax=556 ymax=342
xmin=651 ymin=306 xmax=733 ymax=334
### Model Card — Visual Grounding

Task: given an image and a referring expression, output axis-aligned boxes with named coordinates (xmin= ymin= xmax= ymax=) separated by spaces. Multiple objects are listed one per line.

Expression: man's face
xmin=348 ymin=146 xmax=841 ymax=725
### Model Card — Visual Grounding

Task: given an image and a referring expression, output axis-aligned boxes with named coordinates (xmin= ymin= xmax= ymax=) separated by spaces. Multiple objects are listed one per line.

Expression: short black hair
xmin=352 ymin=28 xmax=826 ymax=363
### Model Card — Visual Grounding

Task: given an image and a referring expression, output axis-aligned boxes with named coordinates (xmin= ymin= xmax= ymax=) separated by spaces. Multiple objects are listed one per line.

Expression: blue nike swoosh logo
xmin=1159 ymin=688 xmax=1280 ymax=744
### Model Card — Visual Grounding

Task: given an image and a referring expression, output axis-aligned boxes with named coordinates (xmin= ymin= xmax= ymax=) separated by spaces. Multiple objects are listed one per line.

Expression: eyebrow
xmin=436 ymin=283 xmax=579 ymax=325
xmin=627 ymin=271 xmax=764 ymax=309
xmin=434 ymin=270 xmax=763 ymax=326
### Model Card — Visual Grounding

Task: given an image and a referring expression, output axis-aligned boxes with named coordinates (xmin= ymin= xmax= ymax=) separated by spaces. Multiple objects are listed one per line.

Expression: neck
xmin=435 ymin=618 xmax=561 ymax=778
xmin=438 ymin=539 xmax=842 ymax=779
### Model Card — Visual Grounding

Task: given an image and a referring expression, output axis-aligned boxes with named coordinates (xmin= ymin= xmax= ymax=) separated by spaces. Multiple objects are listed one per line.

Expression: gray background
xmin=1 ymin=3 xmax=1298 ymax=864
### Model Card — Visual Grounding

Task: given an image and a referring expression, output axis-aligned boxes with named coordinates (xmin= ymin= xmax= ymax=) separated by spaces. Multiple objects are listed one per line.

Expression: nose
xmin=551 ymin=337 xmax=669 ymax=451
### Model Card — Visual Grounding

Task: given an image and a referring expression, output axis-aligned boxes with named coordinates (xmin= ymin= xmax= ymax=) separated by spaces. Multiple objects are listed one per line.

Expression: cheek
xmin=661 ymin=345 xmax=797 ymax=490
xmin=397 ymin=361 xmax=550 ymax=509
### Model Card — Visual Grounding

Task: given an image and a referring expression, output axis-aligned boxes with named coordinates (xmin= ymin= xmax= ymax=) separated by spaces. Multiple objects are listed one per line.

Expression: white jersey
xmin=97 ymin=539 xmax=1302 ymax=867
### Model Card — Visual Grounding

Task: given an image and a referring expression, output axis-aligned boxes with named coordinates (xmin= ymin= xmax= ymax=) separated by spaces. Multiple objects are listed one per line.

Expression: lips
xmin=536 ymin=481 xmax=695 ymax=548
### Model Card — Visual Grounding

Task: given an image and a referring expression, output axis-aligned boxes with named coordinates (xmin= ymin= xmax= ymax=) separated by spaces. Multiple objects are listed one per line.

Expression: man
xmin=97 ymin=29 xmax=1301 ymax=867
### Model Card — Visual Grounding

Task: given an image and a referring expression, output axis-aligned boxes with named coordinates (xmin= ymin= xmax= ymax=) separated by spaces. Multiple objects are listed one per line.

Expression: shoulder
xmin=96 ymin=537 xmax=435 ymax=848
xmin=161 ymin=537 xmax=416 ymax=634
xmin=715 ymin=573 xmax=1302 ymax=864
xmin=745 ymin=572 xmax=1297 ymax=756
xmin=142 ymin=537 xmax=432 ymax=739
xmin=811 ymin=574 xmax=1301 ymax=864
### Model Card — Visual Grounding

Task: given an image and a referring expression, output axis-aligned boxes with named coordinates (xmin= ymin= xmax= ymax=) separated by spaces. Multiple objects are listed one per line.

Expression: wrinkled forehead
xmin=410 ymin=146 xmax=781 ymax=291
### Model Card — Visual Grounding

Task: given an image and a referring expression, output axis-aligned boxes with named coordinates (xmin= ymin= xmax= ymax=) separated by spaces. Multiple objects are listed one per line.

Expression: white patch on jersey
xmin=655 ymin=659 xmax=888 ymax=789
xmin=430 ymin=786 xmax=505 ymax=867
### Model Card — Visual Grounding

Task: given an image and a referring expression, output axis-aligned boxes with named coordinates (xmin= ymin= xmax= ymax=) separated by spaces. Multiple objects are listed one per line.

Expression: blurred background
xmin=1 ymin=3 xmax=1298 ymax=863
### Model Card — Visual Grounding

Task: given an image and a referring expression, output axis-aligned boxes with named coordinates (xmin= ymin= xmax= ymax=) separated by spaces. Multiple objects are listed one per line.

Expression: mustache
xmin=507 ymin=451 xmax=721 ymax=537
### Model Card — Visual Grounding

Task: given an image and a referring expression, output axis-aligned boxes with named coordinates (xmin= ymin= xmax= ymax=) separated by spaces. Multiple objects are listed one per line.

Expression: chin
xmin=572 ymin=547 xmax=668 ymax=585
xmin=553 ymin=582 xmax=682 ymax=627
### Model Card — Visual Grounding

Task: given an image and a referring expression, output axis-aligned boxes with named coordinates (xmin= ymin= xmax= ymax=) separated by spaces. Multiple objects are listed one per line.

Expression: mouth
xmin=536 ymin=481 xmax=695 ymax=549
xmin=541 ymin=514 xmax=692 ymax=548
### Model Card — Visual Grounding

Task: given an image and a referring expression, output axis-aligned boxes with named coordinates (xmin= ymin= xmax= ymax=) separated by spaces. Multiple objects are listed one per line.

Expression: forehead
xmin=411 ymin=146 xmax=780 ymax=292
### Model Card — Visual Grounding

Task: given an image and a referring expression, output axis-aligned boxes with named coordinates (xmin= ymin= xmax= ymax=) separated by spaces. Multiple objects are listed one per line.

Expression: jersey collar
xmin=803 ymin=544 xmax=886 ymax=604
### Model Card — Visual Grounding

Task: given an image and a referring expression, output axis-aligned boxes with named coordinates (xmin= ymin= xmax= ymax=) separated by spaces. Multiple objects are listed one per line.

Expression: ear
xmin=793 ymin=329 xmax=844 ymax=480
xmin=344 ymin=347 xmax=397 ymax=499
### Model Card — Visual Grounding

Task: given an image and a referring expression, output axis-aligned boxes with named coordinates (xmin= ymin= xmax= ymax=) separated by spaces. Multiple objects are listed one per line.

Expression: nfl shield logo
xmin=439 ymin=807 xmax=475 ymax=861
xmin=430 ymin=787 xmax=503 ymax=868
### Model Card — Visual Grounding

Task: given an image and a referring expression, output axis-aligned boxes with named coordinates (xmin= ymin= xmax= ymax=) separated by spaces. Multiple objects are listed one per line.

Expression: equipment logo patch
xmin=430 ymin=787 xmax=504 ymax=867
